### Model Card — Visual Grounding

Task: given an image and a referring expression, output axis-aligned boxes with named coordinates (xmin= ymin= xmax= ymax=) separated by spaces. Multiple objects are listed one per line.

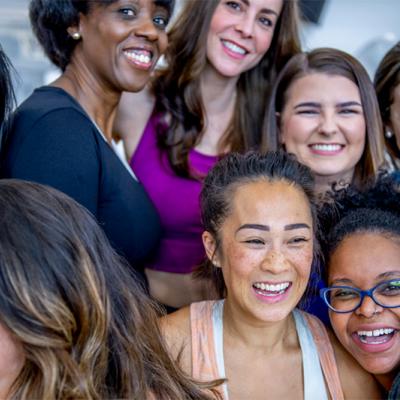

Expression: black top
xmin=1 ymin=86 xmax=161 ymax=281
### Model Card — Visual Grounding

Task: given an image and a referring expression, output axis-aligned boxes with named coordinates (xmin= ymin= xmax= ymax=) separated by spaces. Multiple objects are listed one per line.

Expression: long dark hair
xmin=152 ymin=0 xmax=301 ymax=178
xmin=264 ymin=48 xmax=385 ymax=187
xmin=374 ymin=41 xmax=400 ymax=161
xmin=0 ymin=47 xmax=15 ymax=142
xmin=0 ymin=179 xmax=217 ymax=400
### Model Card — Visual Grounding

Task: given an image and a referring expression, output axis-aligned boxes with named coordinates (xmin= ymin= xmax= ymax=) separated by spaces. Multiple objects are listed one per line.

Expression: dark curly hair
xmin=318 ymin=173 xmax=400 ymax=266
xmin=197 ymin=151 xmax=319 ymax=298
xmin=29 ymin=0 xmax=175 ymax=71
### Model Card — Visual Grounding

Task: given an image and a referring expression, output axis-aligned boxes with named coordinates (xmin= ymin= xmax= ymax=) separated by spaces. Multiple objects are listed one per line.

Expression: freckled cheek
xmin=223 ymin=246 xmax=261 ymax=278
xmin=287 ymin=248 xmax=313 ymax=278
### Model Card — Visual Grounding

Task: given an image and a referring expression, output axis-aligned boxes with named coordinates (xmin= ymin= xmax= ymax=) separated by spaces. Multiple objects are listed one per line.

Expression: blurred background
xmin=1 ymin=0 xmax=399 ymax=105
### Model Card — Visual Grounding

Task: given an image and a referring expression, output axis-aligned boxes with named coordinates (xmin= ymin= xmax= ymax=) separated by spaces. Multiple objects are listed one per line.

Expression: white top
xmin=212 ymin=300 xmax=328 ymax=400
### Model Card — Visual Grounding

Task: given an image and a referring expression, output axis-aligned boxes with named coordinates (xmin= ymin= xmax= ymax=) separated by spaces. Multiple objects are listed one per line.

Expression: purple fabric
xmin=131 ymin=114 xmax=218 ymax=274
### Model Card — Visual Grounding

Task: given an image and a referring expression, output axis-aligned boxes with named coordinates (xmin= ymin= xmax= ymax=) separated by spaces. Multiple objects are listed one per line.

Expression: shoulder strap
xmin=190 ymin=301 xmax=221 ymax=382
xmin=303 ymin=312 xmax=345 ymax=400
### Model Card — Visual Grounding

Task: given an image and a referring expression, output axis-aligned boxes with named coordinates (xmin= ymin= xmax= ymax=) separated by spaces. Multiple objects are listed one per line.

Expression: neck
xmin=52 ymin=56 xmax=120 ymax=142
xmin=374 ymin=371 xmax=397 ymax=392
xmin=222 ymin=299 xmax=296 ymax=352
xmin=200 ymin=63 xmax=239 ymax=116
xmin=314 ymin=169 xmax=355 ymax=195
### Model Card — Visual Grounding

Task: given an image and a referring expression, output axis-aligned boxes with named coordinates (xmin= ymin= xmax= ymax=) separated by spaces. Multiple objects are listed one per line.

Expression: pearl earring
xmin=71 ymin=32 xmax=81 ymax=40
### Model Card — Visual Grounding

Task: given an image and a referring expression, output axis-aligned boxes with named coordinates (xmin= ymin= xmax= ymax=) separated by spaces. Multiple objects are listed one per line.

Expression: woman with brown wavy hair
xmin=0 ymin=179 xmax=218 ymax=400
xmin=263 ymin=47 xmax=385 ymax=195
xmin=115 ymin=0 xmax=301 ymax=310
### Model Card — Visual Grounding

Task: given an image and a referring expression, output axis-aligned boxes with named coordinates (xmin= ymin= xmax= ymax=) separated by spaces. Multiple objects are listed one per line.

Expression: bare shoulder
xmin=159 ymin=306 xmax=192 ymax=374
xmin=328 ymin=330 xmax=383 ymax=399
xmin=113 ymin=87 xmax=155 ymax=159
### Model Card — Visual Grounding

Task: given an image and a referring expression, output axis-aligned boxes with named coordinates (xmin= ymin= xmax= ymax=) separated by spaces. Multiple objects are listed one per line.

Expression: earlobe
xmin=202 ymin=231 xmax=220 ymax=268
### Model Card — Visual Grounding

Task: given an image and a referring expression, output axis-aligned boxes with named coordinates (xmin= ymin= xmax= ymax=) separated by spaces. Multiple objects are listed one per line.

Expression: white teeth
xmin=124 ymin=50 xmax=152 ymax=64
xmin=253 ymin=282 xmax=290 ymax=292
xmin=221 ymin=40 xmax=246 ymax=55
xmin=311 ymin=144 xmax=342 ymax=152
xmin=357 ymin=328 xmax=394 ymax=337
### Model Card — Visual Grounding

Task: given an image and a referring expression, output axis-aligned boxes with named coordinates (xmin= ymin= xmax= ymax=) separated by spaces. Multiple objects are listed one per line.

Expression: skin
xmin=0 ymin=323 xmax=24 ymax=399
xmin=206 ymin=0 xmax=283 ymax=79
xmin=388 ymin=83 xmax=400 ymax=151
xmin=280 ymin=73 xmax=366 ymax=193
xmin=115 ymin=0 xmax=285 ymax=308
xmin=328 ymin=232 xmax=400 ymax=391
xmin=54 ymin=0 xmax=169 ymax=140
xmin=161 ymin=180 xmax=381 ymax=398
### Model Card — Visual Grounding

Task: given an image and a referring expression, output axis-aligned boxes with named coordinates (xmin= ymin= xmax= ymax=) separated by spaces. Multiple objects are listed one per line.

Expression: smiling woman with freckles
xmin=264 ymin=47 xmax=385 ymax=195
xmin=0 ymin=0 xmax=175 ymax=283
xmin=318 ymin=174 xmax=400 ymax=398
xmin=114 ymin=0 xmax=301 ymax=311
xmin=160 ymin=151 xmax=381 ymax=400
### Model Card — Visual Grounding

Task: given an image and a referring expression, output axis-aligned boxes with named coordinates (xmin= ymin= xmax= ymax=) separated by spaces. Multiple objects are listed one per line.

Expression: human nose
xmin=318 ymin=111 xmax=338 ymax=136
xmin=355 ymin=294 xmax=383 ymax=318
xmin=134 ymin=14 xmax=159 ymax=42
xmin=260 ymin=249 xmax=289 ymax=274
xmin=235 ymin=13 xmax=255 ymax=38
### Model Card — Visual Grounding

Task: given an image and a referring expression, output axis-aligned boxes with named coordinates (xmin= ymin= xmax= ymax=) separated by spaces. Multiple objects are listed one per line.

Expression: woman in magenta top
xmin=115 ymin=0 xmax=301 ymax=309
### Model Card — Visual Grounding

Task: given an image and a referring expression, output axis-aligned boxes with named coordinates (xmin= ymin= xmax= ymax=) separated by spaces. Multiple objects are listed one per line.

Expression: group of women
xmin=0 ymin=0 xmax=399 ymax=398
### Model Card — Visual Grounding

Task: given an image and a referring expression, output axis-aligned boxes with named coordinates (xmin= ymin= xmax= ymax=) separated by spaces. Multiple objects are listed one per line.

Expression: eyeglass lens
xmin=326 ymin=280 xmax=400 ymax=312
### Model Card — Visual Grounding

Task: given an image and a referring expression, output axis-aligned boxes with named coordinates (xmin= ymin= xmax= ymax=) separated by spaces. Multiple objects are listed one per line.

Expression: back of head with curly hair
xmin=318 ymin=173 xmax=400 ymax=267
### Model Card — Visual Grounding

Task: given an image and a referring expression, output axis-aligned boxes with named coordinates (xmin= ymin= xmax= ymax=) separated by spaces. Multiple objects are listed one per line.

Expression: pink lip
xmin=252 ymin=282 xmax=292 ymax=304
xmin=220 ymin=39 xmax=248 ymax=60
xmin=308 ymin=143 xmax=344 ymax=156
xmin=351 ymin=331 xmax=397 ymax=353
xmin=123 ymin=48 xmax=155 ymax=71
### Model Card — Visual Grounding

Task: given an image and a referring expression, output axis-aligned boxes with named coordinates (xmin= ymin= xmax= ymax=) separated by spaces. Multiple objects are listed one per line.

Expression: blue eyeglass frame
xmin=319 ymin=279 xmax=400 ymax=314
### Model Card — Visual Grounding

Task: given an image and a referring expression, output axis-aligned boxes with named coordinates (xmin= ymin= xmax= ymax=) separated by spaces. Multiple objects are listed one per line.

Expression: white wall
xmin=301 ymin=0 xmax=400 ymax=76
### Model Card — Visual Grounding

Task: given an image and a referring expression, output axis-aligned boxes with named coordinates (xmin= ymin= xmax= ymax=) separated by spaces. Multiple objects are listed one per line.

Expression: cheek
xmin=289 ymin=247 xmax=313 ymax=278
xmin=255 ymin=31 xmax=274 ymax=55
xmin=329 ymin=312 xmax=350 ymax=342
xmin=280 ymin=116 xmax=314 ymax=147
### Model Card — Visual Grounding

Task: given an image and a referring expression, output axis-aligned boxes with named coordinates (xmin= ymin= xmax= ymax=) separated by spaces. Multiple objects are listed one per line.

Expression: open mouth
xmin=253 ymin=282 xmax=291 ymax=297
xmin=356 ymin=328 xmax=395 ymax=345
xmin=309 ymin=143 xmax=344 ymax=154
xmin=123 ymin=49 xmax=153 ymax=69
xmin=221 ymin=39 xmax=248 ymax=58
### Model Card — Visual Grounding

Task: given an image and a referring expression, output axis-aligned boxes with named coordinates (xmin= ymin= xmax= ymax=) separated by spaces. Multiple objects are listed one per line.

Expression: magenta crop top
xmin=130 ymin=114 xmax=218 ymax=274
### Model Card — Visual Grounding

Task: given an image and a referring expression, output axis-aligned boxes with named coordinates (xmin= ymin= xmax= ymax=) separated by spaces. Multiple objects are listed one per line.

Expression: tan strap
xmin=190 ymin=301 xmax=221 ymax=383
xmin=303 ymin=312 xmax=344 ymax=400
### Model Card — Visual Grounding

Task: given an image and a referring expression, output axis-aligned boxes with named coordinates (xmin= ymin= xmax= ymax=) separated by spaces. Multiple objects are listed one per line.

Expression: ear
xmin=202 ymin=231 xmax=221 ymax=268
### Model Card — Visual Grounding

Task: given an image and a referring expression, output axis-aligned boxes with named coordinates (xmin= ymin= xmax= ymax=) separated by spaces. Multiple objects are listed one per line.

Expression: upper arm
xmin=113 ymin=87 xmax=155 ymax=161
xmin=159 ymin=307 xmax=192 ymax=375
xmin=329 ymin=331 xmax=383 ymax=399
xmin=8 ymin=109 xmax=100 ymax=215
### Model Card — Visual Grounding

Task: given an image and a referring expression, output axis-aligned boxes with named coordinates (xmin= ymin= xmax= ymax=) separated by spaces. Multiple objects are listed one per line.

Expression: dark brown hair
xmin=153 ymin=0 xmax=301 ymax=178
xmin=0 ymin=179 xmax=217 ymax=400
xmin=374 ymin=41 xmax=400 ymax=160
xmin=198 ymin=151 xmax=318 ymax=298
xmin=263 ymin=48 xmax=385 ymax=187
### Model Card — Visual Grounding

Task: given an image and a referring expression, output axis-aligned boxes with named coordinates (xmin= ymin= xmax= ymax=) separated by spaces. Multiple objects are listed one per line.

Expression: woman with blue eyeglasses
xmin=319 ymin=173 xmax=400 ymax=399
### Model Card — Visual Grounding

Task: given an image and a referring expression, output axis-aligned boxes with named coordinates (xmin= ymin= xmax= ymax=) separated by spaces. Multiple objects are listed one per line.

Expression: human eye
xmin=377 ymin=280 xmax=400 ymax=296
xmin=331 ymin=287 xmax=358 ymax=300
xmin=225 ymin=1 xmax=242 ymax=12
xmin=153 ymin=14 xmax=169 ymax=29
xmin=296 ymin=108 xmax=319 ymax=115
xmin=259 ymin=15 xmax=273 ymax=28
xmin=338 ymin=108 xmax=360 ymax=115
xmin=244 ymin=238 xmax=265 ymax=245
xmin=118 ymin=6 xmax=137 ymax=19
xmin=287 ymin=236 xmax=310 ymax=246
